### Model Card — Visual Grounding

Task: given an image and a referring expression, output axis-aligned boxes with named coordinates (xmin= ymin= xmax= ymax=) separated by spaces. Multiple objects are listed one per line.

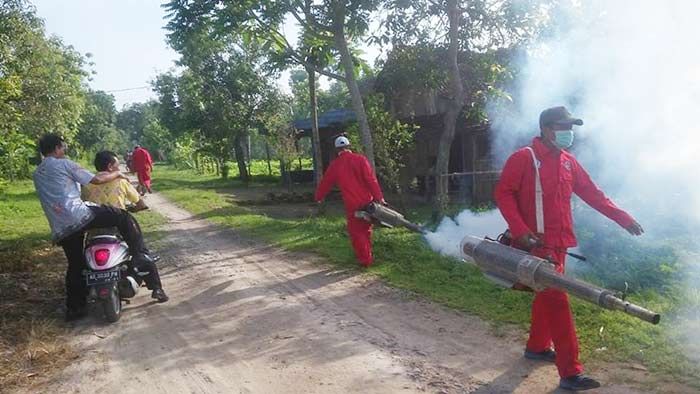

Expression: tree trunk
xmin=280 ymin=158 xmax=292 ymax=192
xmin=246 ymin=134 xmax=252 ymax=176
xmin=332 ymin=5 xmax=375 ymax=169
xmin=433 ymin=0 xmax=465 ymax=219
xmin=307 ymin=67 xmax=323 ymax=187
xmin=234 ymin=135 xmax=249 ymax=183
xmin=265 ymin=142 xmax=272 ymax=176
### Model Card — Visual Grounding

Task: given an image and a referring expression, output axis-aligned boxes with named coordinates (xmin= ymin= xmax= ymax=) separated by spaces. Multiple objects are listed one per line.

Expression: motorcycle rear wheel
xmin=103 ymin=284 xmax=122 ymax=323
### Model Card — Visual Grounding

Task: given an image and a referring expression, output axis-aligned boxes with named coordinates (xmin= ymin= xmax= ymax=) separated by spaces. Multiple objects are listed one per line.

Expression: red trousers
xmin=526 ymin=249 xmax=584 ymax=378
xmin=346 ymin=215 xmax=373 ymax=266
xmin=137 ymin=169 xmax=152 ymax=189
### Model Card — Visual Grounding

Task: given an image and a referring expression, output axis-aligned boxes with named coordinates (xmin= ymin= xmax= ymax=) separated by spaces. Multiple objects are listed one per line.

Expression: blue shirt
xmin=33 ymin=157 xmax=95 ymax=242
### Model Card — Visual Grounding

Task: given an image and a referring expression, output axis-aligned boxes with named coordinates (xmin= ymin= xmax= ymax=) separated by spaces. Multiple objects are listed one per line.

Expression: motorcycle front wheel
xmin=103 ymin=284 xmax=122 ymax=323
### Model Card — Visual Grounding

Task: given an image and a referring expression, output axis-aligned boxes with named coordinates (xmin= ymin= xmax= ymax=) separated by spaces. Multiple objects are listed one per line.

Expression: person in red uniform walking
xmin=315 ymin=136 xmax=386 ymax=267
xmin=131 ymin=144 xmax=154 ymax=195
xmin=494 ymin=106 xmax=644 ymax=391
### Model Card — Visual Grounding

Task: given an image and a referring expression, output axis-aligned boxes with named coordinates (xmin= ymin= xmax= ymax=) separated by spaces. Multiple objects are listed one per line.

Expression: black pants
xmin=59 ymin=205 xmax=162 ymax=311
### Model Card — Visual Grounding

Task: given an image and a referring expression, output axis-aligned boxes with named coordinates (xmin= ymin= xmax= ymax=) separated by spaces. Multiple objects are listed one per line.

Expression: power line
xmin=103 ymin=86 xmax=151 ymax=93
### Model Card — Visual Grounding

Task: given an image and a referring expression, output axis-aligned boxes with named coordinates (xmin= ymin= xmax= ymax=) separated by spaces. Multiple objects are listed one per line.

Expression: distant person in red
xmin=131 ymin=144 xmax=153 ymax=195
xmin=314 ymin=136 xmax=386 ymax=267
xmin=494 ymin=106 xmax=644 ymax=391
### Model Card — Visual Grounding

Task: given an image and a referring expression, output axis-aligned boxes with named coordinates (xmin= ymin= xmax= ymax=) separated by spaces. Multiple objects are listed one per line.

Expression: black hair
xmin=94 ymin=150 xmax=118 ymax=172
xmin=38 ymin=134 xmax=65 ymax=156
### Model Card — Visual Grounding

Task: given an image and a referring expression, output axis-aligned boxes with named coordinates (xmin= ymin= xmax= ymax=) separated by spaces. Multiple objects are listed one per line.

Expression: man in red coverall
xmin=494 ymin=106 xmax=644 ymax=391
xmin=131 ymin=144 xmax=154 ymax=195
xmin=315 ymin=136 xmax=386 ymax=267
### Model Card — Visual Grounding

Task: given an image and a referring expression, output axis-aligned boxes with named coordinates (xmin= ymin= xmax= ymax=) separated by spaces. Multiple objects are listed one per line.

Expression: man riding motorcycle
xmin=33 ymin=134 xmax=168 ymax=322
xmin=82 ymin=150 xmax=167 ymax=301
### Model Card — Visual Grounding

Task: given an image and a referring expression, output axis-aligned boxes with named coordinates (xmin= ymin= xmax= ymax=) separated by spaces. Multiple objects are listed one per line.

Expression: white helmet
xmin=334 ymin=136 xmax=350 ymax=148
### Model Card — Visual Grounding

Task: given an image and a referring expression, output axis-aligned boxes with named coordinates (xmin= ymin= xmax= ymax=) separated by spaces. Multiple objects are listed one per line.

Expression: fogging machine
xmin=461 ymin=235 xmax=661 ymax=325
xmin=355 ymin=202 xmax=426 ymax=234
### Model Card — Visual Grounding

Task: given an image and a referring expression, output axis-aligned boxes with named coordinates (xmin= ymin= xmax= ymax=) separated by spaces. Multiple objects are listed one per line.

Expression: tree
xmin=0 ymin=1 xmax=89 ymax=179
xmin=289 ymin=68 xmax=314 ymax=119
xmin=348 ymin=94 xmax=417 ymax=207
xmin=152 ymin=31 xmax=281 ymax=182
xmin=116 ymin=102 xmax=158 ymax=144
xmin=75 ymin=90 xmax=129 ymax=154
xmin=318 ymin=80 xmax=351 ymax=113
xmin=259 ymin=92 xmax=297 ymax=189
xmin=162 ymin=0 xmax=381 ymax=172
xmin=382 ymin=0 xmax=550 ymax=216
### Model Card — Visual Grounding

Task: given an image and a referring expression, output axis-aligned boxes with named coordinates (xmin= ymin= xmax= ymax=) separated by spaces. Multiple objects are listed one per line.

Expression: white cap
xmin=334 ymin=136 xmax=350 ymax=148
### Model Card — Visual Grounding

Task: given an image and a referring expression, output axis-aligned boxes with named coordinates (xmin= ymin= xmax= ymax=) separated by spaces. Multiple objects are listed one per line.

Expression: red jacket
xmin=131 ymin=147 xmax=152 ymax=172
xmin=495 ymin=137 xmax=634 ymax=248
xmin=314 ymin=150 xmax=384 ymax=214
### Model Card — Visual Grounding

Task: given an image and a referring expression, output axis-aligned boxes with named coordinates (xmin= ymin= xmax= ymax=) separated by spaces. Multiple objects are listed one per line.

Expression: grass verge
xmin=0 ymin=179 xmax=166 ymax=391
xmin=155 ymin=165 xmax=699 ymax=389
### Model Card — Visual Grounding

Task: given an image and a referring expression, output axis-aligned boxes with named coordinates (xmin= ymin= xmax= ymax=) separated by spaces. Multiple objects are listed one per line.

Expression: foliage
xmin=379 ymin=0 xmax=551 ymax=216
xmin=74 ymin=90 xmax=130 ymax=156
xmin=379 ymin=0 xmax=551 ymax=50
xmin=376 ymin=44 xmax=513 ymax=122
xmin=169 ymin=133 xmax=197 ymax=170
xmin=348 ymin=94 xmax=418 ymax=194
xmin=152 ymin=34 xmax=283 ymax=181
xmin=0 ymin=1 xmax=89 ymax=180
xmin=263 ymin=101 xmax=298 ymax=187
xmin=162 ymin=0 xmax=380 ymax=166
xmin=0 ymin=131 xmax=35 ymax=180
xmin=573 ymin=203 xmax=698 ymax=293
xmin=289 ymin=68 xmax=352 ymax=120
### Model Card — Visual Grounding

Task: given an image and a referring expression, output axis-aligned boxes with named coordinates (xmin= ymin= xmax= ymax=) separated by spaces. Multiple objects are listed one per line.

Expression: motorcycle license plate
xmin=86 ymin=269 xmax=120 ymax=286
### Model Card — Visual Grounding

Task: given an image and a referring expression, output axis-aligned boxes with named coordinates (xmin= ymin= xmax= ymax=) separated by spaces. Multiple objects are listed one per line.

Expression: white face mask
xmin=553 ymin=129 xmax=574 ymax=149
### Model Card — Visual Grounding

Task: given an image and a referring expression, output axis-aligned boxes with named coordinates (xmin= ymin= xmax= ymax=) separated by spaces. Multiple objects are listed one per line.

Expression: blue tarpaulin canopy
xmin=293 ymin=109 xmax=356 ymax=135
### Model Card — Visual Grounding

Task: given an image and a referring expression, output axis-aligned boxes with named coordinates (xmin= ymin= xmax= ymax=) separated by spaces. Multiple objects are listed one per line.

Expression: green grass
xmin=155 ymin=165 xmax=699 ymax=387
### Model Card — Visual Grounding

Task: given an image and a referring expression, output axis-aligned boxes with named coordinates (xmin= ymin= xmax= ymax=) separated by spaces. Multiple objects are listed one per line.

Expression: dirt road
xmin=22 ymin=193 xmax=648 ymax=394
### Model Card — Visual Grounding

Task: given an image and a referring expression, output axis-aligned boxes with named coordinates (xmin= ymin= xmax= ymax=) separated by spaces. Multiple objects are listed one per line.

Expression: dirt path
xmin=19 ymin=193 xmax=649 ymax=394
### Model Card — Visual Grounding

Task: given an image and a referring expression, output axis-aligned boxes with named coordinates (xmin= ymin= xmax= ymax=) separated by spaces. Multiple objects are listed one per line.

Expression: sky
xmin=32 ymin=1 xmax=384 ymax=110
xmin=33 ymin=0 xmax=179 ymax=109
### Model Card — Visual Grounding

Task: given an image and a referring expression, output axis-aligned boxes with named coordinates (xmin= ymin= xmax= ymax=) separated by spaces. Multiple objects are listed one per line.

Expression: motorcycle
xmin=82 ymin=205 xmax=151 ymax=323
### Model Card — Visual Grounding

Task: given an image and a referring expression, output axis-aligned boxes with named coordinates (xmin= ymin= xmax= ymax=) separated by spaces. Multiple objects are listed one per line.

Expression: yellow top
xmin=81 ymin=179 xmax=140 ymax=210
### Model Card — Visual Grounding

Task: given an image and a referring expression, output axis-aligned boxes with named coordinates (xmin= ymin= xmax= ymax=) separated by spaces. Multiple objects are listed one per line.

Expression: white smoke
xmin=424 ymin=210 xmax=505 ymax=259
xmin=490 ymin=1 xmax=700 ymax=229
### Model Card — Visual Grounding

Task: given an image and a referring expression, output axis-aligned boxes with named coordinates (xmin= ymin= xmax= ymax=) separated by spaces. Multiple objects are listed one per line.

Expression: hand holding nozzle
xmin=517 ymin=233 xmax=586 ymax=261
xmin=517 ymin=233 xmax=543 ymax=250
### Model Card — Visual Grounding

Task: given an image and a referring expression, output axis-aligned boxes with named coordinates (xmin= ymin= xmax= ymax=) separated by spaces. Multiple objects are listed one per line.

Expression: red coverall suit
xmin=314 ymin=150 xmax=384 ymax=267
xmin=131 ymin=147 xmax=153 ymax=190
xmin=494 ymin=137 xmax=635 ymax=378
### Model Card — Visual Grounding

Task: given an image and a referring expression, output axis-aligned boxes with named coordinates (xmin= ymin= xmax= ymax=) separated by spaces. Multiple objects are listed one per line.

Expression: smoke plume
xmin=424 ymin=210 xmax=505 ymax=259
xmin=485 ymin=0 xmax=700 ymax=363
